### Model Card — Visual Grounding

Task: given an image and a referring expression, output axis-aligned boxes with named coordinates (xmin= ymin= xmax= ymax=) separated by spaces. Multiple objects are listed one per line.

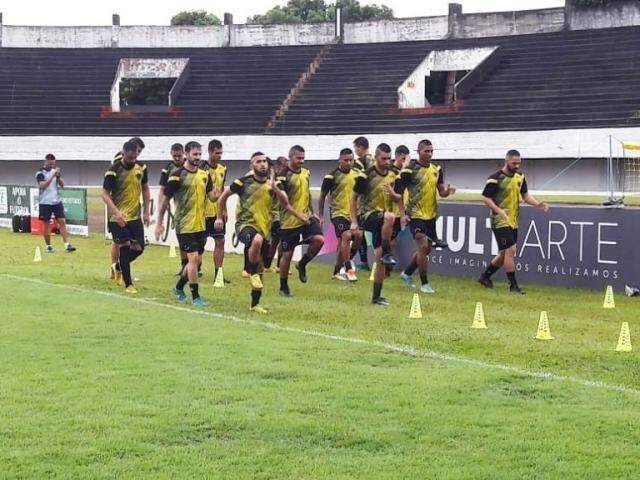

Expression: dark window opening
xmin=425 ymin=70 xmax=469 ymax=105
xmin=119 ymin=78 xmax=177 ymax=110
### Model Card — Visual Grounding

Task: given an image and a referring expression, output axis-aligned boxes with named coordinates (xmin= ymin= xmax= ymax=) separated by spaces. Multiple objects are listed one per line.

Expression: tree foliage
xmin=248 ymin=0 xmax=394 ymax=24
xmin=170 ymin=10 xmax=221 ymax=26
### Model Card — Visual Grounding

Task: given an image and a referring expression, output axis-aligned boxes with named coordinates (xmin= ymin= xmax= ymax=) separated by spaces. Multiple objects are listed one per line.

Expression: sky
xmin=0 ymin=0 xmax=565 ymax=25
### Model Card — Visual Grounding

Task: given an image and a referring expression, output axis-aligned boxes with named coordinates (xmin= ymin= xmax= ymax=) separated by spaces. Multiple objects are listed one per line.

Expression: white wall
xmin=230 ymin=23 xmax=334 ymax=47
xmin=568 ymin=1 xmax=640 ymax=30
xmin=1 ymin=26 xmax=112 ymax=48
xmin=343 ymin=16 xmax=448 ymax=44
xmin=117 ymin=26 xmax=226 ymax=48
xmin=452 ymin=8 xmax=565 ymax=38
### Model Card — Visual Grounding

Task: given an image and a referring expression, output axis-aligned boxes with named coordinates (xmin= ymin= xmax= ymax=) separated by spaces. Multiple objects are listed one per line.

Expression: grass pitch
xmin=1 ymin=229 xmax=640 ymax=478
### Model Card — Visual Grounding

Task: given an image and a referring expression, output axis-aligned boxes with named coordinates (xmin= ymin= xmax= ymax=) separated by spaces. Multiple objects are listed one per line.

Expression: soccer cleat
xmin=125 ymin=285 xmax=138 ymax=294
xmin=510 ymin=285 xmax=526 ymax=295
xmin=173 ymin=287 xmax=187 ymax=302
xmin=420 ymin=283 xmax=435 ymax=294
xmin=625 ymin=285 xmax=640 ymax=297
xmin=192 ymin=297 xmax=209 ymax=307
xmin=249 ymin=274 xmax=263 ymax=290
xmin=241 ymin=270 xmax=250 ymax=278
xmin=372 ymin=296 xmax=390 ymax=306
xmin=356 ymin=262 xmax=370 ymax=271
xmin=109 ymin=265 xmax=116 ymax=279
xmin=478 ymin=275 xmax=493 ymax=289
xmin=111 ymin=263 xmax=123 ymax=286
xmin=346 ymin=269 xmax=358 ymax=282
xmin=332 ymin=272 xmax=348 ymax=281
xmin=296 ymin=263 xmax=308 ymax=283
xmin=279 ymin=289 xmax=292 ymax=298
xmin=45 ymin=245 xmax=54 ymax=253
xmin=250 ymin=305 xmax=269 ymax=314
xmin=65 ymin=244 xmax=76 ymax=252
xmin=400 ymin=272 xmax=416 ymax=288
xmin=264 ymin=267 xmax=278 ymax=274
xmin=381 ymin=254 xmax=397 ymax=267
xmin=432 ymin=238 xmax=449 ymax=249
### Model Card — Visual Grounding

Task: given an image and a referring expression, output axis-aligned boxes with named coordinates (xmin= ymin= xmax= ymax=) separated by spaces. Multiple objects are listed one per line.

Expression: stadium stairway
xmin=269 ymin=26 xmax=640 ymax=135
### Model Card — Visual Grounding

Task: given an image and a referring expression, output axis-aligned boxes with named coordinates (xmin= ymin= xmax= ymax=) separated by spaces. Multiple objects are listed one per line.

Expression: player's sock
xmin=358 ymin=239 xmax=369 ymax=263
xmin=243 ymin=249 xmax=249 ymax=272
xmin=119 ymin=245 xmax=132 ymax=287
xmin=176 ymin=275 xmax=188 ymax=291
xmin=419 ymin=270 xmax=428 ymax=286
xmin=181 ymin=258 xmax=188 ymax=268
xmin=344 ymin=260 xmax=353 ymax=271
xmin=129 ymin=248 xmax=143 ymax=263
xmin=298 ymin=253 xmax=312 ymax=269
xmin=506 ymin=271 xmax=518 ymax=287
xmin=251 ymin=289 xmax=262 ymax=308
xmin=372 ymin=282 xmax=383 ymax=300
xmin=404 ymin=258 xmax=417 ymax=276
xmin=381 ymin=240 xmax=391 ymax=256
xmin=280 ymin=278 xmax=289 ymax=291
xmin=349 ymin=244 xmax=358 ymax=260
xmin=483 ymin=263 xmax=500 ymax=278
xmin=189 ymin=283 xmax=200 ymax=300
xmin=334 ymin=264 xmax=341 ymax=275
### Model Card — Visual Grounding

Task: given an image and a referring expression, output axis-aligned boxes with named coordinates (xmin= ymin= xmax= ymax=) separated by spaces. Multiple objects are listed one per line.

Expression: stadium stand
xmin=271 ymin=26 xmax=640 ymax=134
xmin=0 ymin=46 xmax=321 ymax=135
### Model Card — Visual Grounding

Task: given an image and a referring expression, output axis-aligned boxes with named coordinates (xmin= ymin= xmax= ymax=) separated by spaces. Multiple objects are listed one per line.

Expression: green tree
xmin=170 ymin=10 xmax=221 ymax=26
xmin=247 ymin=0 xmax=394 ymax=24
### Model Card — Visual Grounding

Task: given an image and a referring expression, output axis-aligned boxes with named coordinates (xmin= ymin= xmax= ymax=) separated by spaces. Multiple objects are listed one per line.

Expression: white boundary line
xmin=3 ymin=273 xmax=638 ymax=395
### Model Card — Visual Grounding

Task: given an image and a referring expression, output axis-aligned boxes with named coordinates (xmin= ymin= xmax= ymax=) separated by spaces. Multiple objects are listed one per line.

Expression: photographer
xmin=35 ymin=154 xmax=76 ymax=253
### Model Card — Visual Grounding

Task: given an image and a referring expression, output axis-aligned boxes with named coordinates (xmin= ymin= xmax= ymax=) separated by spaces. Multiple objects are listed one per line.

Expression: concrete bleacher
xmin=271 ymin=26 xmax=640 ymax=134
xmin=0 ymin=45 xmax=320 ymax=135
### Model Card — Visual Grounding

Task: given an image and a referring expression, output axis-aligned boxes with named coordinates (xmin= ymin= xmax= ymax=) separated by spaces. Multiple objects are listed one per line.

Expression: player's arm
xmin=141 ymin=167 xmax=150 ymax=226
xmin=206 ymin=175 xmax=221 ymax=203
xmin=37 ymin=172 xmax=56 ymax=190
xmin=521 ymin=178 xmax=548 ymax=212
xmin=155 ymin=175 xmax=178 ymax=239
xmin=436 ymin=169 xmax=455 ymax=198
xmin=318 ymin=175 xmax=333 ymax=225
xmin=273 ymin=180 xmax=308 ymax=224
xmin=214 ymin=186 xmax=233 ymax=230
xmin=56 ymin=169 xmax=65 ymax=188
xmin=350 ymin=174 xmax=366 ymax=232
xmin=101 ymin=170 xmax=126 ymax=227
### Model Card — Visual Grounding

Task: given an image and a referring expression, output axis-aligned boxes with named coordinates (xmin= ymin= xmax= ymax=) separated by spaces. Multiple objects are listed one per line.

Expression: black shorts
xmin=39 ymin=202 xmax=65 ymax=220
xmin=205 ymin=217 xmax=226 ymax=239
xmin=271 ymin=221 xmax=281 ymax=242
xmin=331 ymin=216 xmax=352 ymax=238
xmin=238 ymin=226 xmax=270 ymax=257
xmin=280 ymin=218 xmax=323 ymax=252
xmin=410 ymin=218 xmax=438 ymax=241
xmin=492 ymin=227 xmax=518 ymax=251
xmin=177 ymin=231 xmax=207 ymax=254
xmin=109 ymin=219 xmax=145 ymax=247
xmin=362 ymin=211 xmax=385 ymax=248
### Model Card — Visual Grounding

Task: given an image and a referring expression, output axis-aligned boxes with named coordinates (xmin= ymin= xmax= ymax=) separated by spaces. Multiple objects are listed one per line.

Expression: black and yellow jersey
xmin=321 ymin=167 xmax=360 ymax=219
xmin=388 ymin=166 xmax=401 ymax=215
xmin=111 ymin=151 xmax=123 ymax=166
xmin=354 ymin=153 xmax=373 ymax=172
xmin=230 ymin=174 xmax=275 ymax=239
xmin=353 ymin=166 xmax=397 ymax=219
xmin=398 ymin=161 xmax=443 ymax=221
xmin=200 ymin=161 xmax=227 ymax=218
xmin=276 ymin=167 xmax=311 ymax=230
xmin=103 ymin=161 xmax=148 ymax=222
xmin=164 ymin=167 xmax=212 ymax=234
xmin=482 ymin=170 xmax=528 ymax=229
xmin=159 ymin=160 xmax=183 ymax=188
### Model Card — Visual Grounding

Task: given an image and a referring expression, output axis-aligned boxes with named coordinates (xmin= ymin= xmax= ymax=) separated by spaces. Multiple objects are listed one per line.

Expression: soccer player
xmin=159 ymin=143 xmax=186 ymax=274
xmin=35 ymin=154 xmax=76 ymax=253
xmin=201 ymin=139 xmax=228 ymax=283
xmin=263 ymin=156 xmax=289 ymax=273
xmin=319 ymin=148 xmax=362 ymax=281
xmin=352 ymin=136 xmax=372 ymax=270
xmin=155 ymin=141 xmax=220 ymax=306
xmin=109 ymin=137 xmax=145 ymax=279
xmin=350 ymin=143 xmax=403 ymax=306
xmin=216 ymin=152 xmax=307 ymax=313
xmin=276 ymin=145 xmax=324 ymax=297
xmin=397 ymin=139 xmax=455 ymax=293
xmin=478 ymin=149 xmax=549 ymax=294
xmin=102 ymin=140 xmax=150 ymax=293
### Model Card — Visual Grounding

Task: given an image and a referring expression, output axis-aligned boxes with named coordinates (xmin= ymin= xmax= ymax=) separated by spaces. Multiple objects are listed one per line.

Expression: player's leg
xmin=371 ymin=231 xmax=388 ymax=306
xmin=356 ymin=233 xmax=370 ymax=270
xmin=278 ymin=229 xmax=298 ymax=296
xmin=127 ymin=219 xmax=145 ymax=267
xmin=345 ymin=229 xmax=361 ymax=281
xmin=211 ymin=217 xmax=227 ymax=282
xmin=39 ymin=205 xmax=53 ymax=252
xmin=295 ymin=219 xmax=324 ymax=283
xmin=53 ymin=203 xmax=74 ymax=251
xmin=332 ymin=218 xmax=348 ymax=280
xmin=479 ymin=227 xmax=510 ymax=289
xmin=264 ymin=222 xmax=280 ymax=272
xmin=503 ymin=243 xmax=523 ymax=294
xmin=246 ymin=232 xmax=267 ymax=312
xmin=414 ymin=233 xmax=434 ymax=293
xmin=379 ymin=212 xmax=396 ymax=266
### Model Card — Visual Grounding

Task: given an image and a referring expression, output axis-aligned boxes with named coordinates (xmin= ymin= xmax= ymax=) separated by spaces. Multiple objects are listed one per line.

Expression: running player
xmin=276 ymin=145 xmax=324 ymax=297
xmin=36 ymin=154 xmax=76 ymax=253
xmin=319 ymin=148 xmax=362 ymax=281
xmin=263 ymin=156 xmax=289 ymax=273
xmin=216 ymin=152 xmax=307 ymax=313
xmin=155 ymin=141 xmax=220 ymax=306
xmin=159 ymin=143 xmax=186 ymax=274
xmin=397 ymin=139 xmax=455 ymax=293
xmin=350 ymin=143 xmax=404 ymax=306
xmin=201 ymin=139 xmax=228 ymax=283
xmin=352 ymin=136 xmax=372 ymax=270
xmin=478 ymin=149 xmax=549 ymax=294
xmin=102 ymin=140 xmax=150 ymax=293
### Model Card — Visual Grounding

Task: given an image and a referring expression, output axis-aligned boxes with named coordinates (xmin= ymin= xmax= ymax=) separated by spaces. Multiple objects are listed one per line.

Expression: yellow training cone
xmin=408 ymin=293 xmax=422 ymax=319
xmin=168 ymin=243 xmax=177 ymax=258
xmin=603 ymin=285 xmax=615 ymax=309
xmin=213 ymin=268 xmax=225 ymax=288
xmin=369 ymin=262 xmax=376 ymax=281
xmin=33 ymin=246 xmax=42 ymax=262
xmin=535 ymin=311 xmax=554 ymax=340
xmin=616 ymin=322 xmax=632 ymax=352
xmin=471 ymin=302 xmax=487 ymax=329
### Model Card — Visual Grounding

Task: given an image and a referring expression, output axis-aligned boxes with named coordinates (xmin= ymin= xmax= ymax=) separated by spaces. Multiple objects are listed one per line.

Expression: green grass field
xmin=2 ymin=229 xmax=640 ymax=478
